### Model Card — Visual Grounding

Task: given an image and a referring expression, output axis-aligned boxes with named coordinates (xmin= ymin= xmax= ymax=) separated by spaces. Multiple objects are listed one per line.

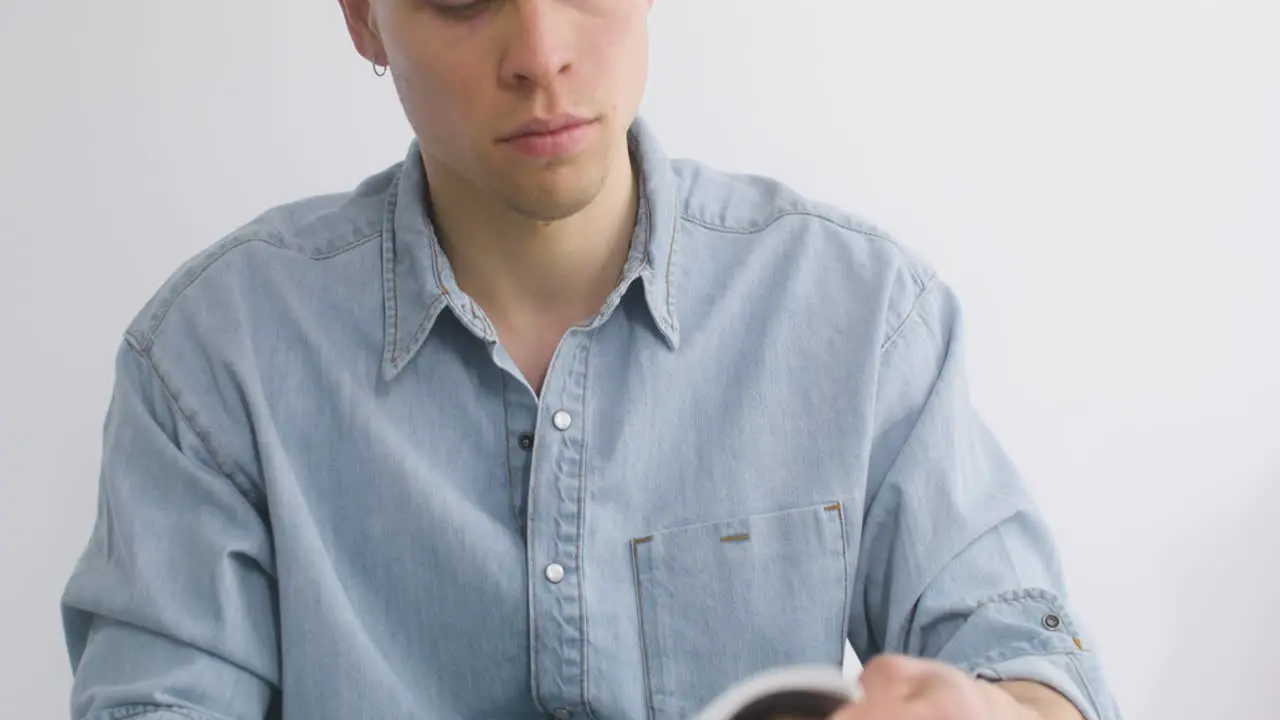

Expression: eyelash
xmin=432 ymin=0 xmax=493 ymax=20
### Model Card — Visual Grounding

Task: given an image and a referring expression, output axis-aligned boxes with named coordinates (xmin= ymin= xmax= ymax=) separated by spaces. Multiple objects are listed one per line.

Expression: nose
xmin=498 ymin=0 xmax=574 ymax=89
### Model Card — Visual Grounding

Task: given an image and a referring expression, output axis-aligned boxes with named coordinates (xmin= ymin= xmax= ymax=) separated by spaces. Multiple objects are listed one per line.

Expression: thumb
xmin=856 ymin=654 xmax=931 ymax=702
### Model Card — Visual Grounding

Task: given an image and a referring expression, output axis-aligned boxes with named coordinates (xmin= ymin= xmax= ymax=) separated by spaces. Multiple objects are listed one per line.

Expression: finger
xmin=857 ymin=653 xmax=931 ymax=700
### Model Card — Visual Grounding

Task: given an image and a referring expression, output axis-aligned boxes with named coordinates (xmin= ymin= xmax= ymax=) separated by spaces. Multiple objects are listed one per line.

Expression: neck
xmin=426 ymin=144 xmax=639 ymax=333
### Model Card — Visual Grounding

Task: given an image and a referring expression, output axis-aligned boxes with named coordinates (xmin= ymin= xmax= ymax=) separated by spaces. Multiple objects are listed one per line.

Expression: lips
xmin=498 ymin=114 xmax=597 ymax=159
xmin=500 ymin=114 xmax=594 ymax=142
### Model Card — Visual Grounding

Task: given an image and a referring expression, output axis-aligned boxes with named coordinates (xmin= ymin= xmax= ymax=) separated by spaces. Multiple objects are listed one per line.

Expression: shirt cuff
xmin=941 ymin=588 xmax=1121 ymax=720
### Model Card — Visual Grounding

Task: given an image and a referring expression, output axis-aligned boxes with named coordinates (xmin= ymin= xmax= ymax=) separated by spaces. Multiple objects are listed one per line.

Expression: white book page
xmin=693 ymin=644 xmax=865 ymax=720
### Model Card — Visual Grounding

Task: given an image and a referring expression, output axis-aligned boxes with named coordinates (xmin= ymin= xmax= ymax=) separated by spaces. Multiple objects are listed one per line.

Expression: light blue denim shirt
xmin=61 ymin=117 xmax=1120 ymax=720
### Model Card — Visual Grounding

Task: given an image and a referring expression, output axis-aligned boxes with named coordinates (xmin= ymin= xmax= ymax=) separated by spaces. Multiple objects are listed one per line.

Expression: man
xmin=60 ymin=1 xmax=1121 ymax=719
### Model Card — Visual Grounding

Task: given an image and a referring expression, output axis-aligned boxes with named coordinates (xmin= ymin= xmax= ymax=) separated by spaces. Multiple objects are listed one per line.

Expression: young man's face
xmin=343 ymin=0 xmax=653 ymax=222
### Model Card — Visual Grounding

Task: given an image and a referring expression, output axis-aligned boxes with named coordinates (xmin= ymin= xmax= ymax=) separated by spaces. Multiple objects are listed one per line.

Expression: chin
xmin=506 ymin=189 xmax=599 ymax=223
xmin=502 ymin=166 xmax=609 ymax=222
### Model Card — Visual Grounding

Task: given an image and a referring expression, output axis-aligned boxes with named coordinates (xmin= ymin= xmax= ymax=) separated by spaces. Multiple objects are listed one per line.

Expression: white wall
xmin=2 ymin=1 xmax=1276 ymax=717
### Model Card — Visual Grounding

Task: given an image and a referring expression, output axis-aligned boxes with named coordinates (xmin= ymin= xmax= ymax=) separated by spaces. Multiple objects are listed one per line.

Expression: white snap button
xmin=545 ymin=563 xmax=565 ymax=584
xmin=552 ymin=410 xmax=572 ymax=431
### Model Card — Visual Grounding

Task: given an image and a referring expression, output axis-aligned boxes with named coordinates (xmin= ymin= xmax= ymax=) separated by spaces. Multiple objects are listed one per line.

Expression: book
xmin=692 ymin=664 xmax=865 ymax=720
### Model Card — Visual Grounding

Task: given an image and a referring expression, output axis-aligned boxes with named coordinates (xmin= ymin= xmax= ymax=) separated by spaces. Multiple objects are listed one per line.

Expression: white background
xmin=2 ymin=2 xmax=1277 ymax=718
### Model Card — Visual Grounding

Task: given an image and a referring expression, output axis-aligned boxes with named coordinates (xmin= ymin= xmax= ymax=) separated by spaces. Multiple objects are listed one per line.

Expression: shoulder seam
xmin=679 ymin=208 xmax=930 ymax=284
xmin=681 ymin=208 xmax=895 ymax=243
xmin=122 ymin=336 xmax=266 ymax=509
xmin=131 ymin=231 xmax=380 ymax=351
xmin=100 ymin=703 xmax=220 ymax=719
xmin=679 ymin=207 xmax=934 ymax=322
xmin=879 ymin=270 xmax=938 ymax=356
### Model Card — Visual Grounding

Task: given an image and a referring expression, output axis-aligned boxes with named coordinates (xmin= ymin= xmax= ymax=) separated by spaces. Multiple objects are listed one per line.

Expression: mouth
xmin=499 ymin=114 xmax=596 ymax=142
xmin=497 ymin=114 xmax=598 ymax=159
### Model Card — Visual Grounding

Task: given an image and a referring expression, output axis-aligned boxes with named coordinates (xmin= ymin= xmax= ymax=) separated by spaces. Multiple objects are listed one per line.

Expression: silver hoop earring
xmin=372 ymin=60 xmax=388 ymax=77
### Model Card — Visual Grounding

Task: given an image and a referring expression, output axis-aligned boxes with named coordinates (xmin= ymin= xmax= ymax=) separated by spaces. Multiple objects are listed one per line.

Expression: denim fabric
xmin=61 ymin=117 xmax=1121 ymax=720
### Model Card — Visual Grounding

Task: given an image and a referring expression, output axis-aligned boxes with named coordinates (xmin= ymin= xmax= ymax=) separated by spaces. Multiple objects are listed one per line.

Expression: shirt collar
xmin=380 ymin=115 xmax=682 ymax=381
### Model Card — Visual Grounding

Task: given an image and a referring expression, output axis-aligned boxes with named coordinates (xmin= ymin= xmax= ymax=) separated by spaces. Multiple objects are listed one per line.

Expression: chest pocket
xmin=630 ymin=502 xmax=850 ymax=720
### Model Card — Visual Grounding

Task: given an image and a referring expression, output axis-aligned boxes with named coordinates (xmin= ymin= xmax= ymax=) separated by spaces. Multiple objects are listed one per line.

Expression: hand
xmin=828 ymin=654 xmax=1036 ymax=720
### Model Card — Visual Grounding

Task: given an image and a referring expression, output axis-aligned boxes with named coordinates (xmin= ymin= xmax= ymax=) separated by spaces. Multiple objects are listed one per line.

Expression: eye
xmin=430 ymin=0 xmax=492 ymax=20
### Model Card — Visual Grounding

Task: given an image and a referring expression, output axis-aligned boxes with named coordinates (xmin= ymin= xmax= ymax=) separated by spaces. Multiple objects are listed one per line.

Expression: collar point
xmin=381 ymin=351 xmax=409 ymax=383
xmin=659 ymin=318 xmax=681 ymax=350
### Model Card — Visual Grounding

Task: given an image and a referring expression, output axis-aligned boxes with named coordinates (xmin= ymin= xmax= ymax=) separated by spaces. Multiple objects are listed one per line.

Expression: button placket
xmin=527 ymin=329 xmax=595 ymax=717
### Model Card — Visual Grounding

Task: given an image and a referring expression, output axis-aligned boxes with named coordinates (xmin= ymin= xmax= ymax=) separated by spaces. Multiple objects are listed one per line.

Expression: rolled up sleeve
xmin=851 ymin=270 xmax=1121 ymax=720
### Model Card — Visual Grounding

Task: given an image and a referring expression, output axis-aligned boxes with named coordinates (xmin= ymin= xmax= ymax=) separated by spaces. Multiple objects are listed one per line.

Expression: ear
xmin=337 ymin=0 xmax=387 ymax=65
